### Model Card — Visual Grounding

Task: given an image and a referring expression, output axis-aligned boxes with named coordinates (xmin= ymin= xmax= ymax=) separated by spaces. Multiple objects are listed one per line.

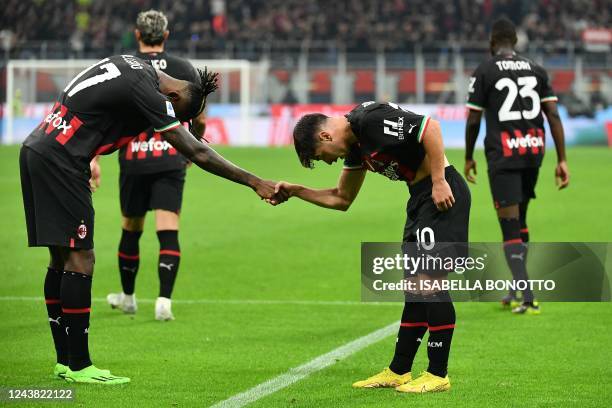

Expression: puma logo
xmin=511 ymin=253 xmax=525 ymax=261
xmin=159 ymin=263 xmax=174 ymax=271
xmin=121 ymin=266 xmax=137 ymax=273
xmin=416 ymin=337 xmax=422 ymax=343
xmin=49 ymin=316 xmax=61 ymax=326
xmin=408 ymin=123 xmax=417 ymax=133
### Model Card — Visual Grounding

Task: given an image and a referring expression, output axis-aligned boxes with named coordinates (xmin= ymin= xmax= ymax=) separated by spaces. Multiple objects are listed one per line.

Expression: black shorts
xmin=488 ymin=167 xmax=539 ymax=208
xmin=119 ymin=169 xmax=186 ymax=217
xmin=403 ymin=166 xmax=471 ymax=276
xmin=20 ymin=146 xmax=94 ymax=249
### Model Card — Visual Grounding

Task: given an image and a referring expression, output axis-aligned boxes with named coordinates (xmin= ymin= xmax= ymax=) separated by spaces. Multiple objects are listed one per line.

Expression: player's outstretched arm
xmin=464 ymin=109 xmax=482 ymax=183
xmin=274 ymin=168 xmax=366 ymax=211
xmin=542 ymin=101 xmax=570 ymax=189
xmin=163 ymin=125 xmax=276 ymax=199
xmin=423 ymin=119 xmax=455 ymax=211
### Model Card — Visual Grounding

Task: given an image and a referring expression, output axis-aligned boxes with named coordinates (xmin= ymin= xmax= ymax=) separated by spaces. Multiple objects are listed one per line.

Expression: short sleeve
xmin=130 ymin=70 xmax=181 ymax=133
xmin=413 ymin=114 xmax=431 ymax=143
xmin=343 ymin=144 xmax=364 ymax=170
xmin=466 ymin=63 xmax=486 ymax=112
xmin=539 ymin=68 xmax=558 ymax=103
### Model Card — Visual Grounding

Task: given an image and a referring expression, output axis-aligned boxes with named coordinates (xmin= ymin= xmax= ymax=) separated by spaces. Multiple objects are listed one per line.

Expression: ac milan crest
xmin=77 ymin=224 xmax=87 ymax=239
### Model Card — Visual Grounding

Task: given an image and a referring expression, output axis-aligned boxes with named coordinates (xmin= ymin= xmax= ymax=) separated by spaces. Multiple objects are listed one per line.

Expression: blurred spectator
xmin=0 ymin=0 xmax=609 ymax=56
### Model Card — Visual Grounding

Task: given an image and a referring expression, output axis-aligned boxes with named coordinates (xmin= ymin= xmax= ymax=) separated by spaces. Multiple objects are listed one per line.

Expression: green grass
xmin=0 ymin=145 xmax=610 ymax=407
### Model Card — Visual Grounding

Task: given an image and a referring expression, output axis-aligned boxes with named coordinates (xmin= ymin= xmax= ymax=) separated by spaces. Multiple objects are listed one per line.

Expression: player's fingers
xmin=278 ymin=188 xmax=290 ymax=200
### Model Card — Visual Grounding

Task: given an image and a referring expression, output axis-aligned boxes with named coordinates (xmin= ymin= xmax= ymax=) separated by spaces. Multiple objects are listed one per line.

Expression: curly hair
xmin=136 ymin=10 xmax=168 ymax=46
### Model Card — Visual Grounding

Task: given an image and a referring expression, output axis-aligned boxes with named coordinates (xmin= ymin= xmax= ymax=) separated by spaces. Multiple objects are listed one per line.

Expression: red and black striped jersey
xmin=343 ymin=102 xmax=430 ymax=183
xmin=119 ymin=51 xmax=198 ymax=174
xmin=467 ymin=52 xmax=557 ymax=170
xmin=23 ymin=55 xmax=181 ymax=174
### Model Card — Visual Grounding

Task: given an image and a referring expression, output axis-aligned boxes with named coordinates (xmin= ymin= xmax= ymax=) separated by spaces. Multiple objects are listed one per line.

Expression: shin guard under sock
xmin=61 ymin=271 xmax=92 ymax=371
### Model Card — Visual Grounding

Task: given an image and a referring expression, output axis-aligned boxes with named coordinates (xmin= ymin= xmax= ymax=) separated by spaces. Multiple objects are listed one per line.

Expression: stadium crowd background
xmin=1 ymin=0 xmax=609 ymax=57
xmin=0 ymin=0 xmax=609 ymax=131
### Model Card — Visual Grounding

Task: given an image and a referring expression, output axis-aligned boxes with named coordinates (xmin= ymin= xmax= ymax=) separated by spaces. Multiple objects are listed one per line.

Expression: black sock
xmin=425 ymin=291 xmax=455 ymax=378
xmin=157 ymin=230 xmax=180 ymax=299
xmin=44 ymin=267 xmax=69 ymax=365
xmin=61 ymin=271 xmax=92 ymax=371
xmin=499 ymin=217 xmax=533 ymax=302
xmin=519 ymin=203 xmax=530 ymax=288
xmin=389 ymin=301 xmax=428 ymax=375
xmin=118 ymin=229 xmax=142 ymax=295
xmin=520 ymin=228 xmax=529 ymax=244
xmin=519 ymin=202 xmax=530 ymax=243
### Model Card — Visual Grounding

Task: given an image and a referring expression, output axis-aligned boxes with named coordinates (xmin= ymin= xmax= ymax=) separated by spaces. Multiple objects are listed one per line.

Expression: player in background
xmin=106 ymin=10 xmax=207 ymax=321
xmin=20 ymin=54 xmax=280 ymax=384
xmin=464 ymin=18 xmax=570 ymax=314
xmin=273 ymin=101 xmax=471 ymax=393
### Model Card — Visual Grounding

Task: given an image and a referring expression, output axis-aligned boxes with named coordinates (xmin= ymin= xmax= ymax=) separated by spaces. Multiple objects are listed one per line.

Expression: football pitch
xmin=0 ymin=145 xmax=610 ymax=407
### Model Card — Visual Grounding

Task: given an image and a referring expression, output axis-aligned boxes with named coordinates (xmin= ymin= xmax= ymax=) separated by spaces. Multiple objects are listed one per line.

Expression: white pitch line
xmin=210 ymin=321 xmax=399 ymax=408
xmin=0 ymin=296 xmax=397 ymax=307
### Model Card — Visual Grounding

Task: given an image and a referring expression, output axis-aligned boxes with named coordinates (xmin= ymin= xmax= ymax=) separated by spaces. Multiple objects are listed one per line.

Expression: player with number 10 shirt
xmin=273 ymin=101 xmax=471 ymax=393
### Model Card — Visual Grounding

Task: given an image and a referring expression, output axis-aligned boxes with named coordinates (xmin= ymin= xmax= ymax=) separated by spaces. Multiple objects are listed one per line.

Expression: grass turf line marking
xmin=210 ymin=321 xmax=398 ymax=408
xmin=0 ymin=296 xmax=397 ymax=307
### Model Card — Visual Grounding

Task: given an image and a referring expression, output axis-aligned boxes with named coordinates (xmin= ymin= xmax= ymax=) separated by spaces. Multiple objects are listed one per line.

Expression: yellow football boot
xmin=395 ymin=371 xmax=450 ymax=393
xmin=352 ymin=368 xmax=412 ymax=388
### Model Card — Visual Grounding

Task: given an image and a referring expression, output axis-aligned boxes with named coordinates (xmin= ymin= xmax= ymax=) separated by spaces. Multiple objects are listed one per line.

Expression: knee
xmin=122 ymin=217 xmax=145 ymax=232
xmin=496 ymin=205 xmax=519 ymax=219
xmin=66 ymin=249 xmax=95 ymax=276
xmin=155 ymin=210 xmax=180 ymax=231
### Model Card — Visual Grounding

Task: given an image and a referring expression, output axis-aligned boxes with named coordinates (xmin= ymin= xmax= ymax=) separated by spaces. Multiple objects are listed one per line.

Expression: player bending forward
xmin=107 ymin=9 xmax=208 ymax=321
xmin=20 ymin=55 xmax=278 ymax=384
xmin=274 ymin=101 xmax=471 ymax=393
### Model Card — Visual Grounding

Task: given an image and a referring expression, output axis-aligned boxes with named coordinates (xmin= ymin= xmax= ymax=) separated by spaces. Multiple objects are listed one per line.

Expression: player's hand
xmin=555 ymin=160 xmax=570 ymax=190
xmin=464 ymin=159 xmax=477 ymax=184
xmin=432 ymin=180 xmax=455 ymax=211
xmin=89 ymin=158 xmax=101 ymax=192
xmin=252 ymin=179 xmax=277 ymax=201
xmin=266 ymin=181 xmax=296 ymax=206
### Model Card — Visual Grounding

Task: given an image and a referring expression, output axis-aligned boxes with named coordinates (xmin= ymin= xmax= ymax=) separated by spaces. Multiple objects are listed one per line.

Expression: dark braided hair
xmin=182 ymin=67 xmax=219 ymax=121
